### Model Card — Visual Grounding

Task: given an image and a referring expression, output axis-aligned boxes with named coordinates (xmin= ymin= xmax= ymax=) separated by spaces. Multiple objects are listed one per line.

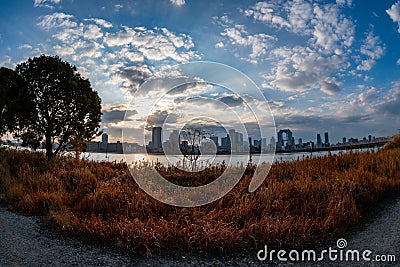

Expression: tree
xmin=0 ymin=67 xmax=14 ymax=136
xmin=0 ymin=67 xmax=34 ymax=138
xmin=179 ymin=126 xmax=210 ymax=171
xmin=14 ymin=55 xmax=102 ymax=158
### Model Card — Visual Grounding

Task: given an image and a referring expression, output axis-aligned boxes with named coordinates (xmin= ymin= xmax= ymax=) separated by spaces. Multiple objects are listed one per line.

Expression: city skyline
xmin=90 ymin=126 xmax=389 ymax=154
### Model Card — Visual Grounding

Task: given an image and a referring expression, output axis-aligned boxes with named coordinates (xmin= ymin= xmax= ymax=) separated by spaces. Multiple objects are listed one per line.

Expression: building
xmin=269 ymin=136 xmax=276 ymax=151
xmin=324 ymin=132 xmax=330 ymax=147
xmin=261 ymin=138 xmax=267 ymax=152
xmin=316 ymin=134 xmax=322 ymax=148
xmin=229 ymin=129 xmax=237 ymax=152
xmin=210 ymin=136 xmax=219 ymax=147
xmin=151 ymin=127 xmax=162 ymax=152
xmin=277 ymin=129 xmax=293 ymax=147
xmin=102 ymin=133 xmax=108 ymax=143
xmin=221 ymin=135 xmax=231 ymax=152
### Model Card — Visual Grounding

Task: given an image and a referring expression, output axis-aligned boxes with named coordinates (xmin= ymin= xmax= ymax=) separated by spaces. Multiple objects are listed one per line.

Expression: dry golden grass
xmin=0 ymin=147 xmax=399 ymax=255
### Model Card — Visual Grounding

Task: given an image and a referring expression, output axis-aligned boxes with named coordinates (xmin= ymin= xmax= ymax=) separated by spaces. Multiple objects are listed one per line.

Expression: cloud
xmin=215 ymin=1 xmax=356 ymax=94
xmin=320 ymin=81 xmax=340 ymax=95
xmin=37 ymin=12 xmax=77 ymax=31
xmin=84 ymin=18 xmax=113 ymax=28
xmin=33 ymin=0 xmax=61 ymax=9
xmin=356 ymin=31 xmax=385 ymax=71
xmin=268 ymin=46 xmax=345 ymax=94
xmin=35 ymin=12 xmax=201 ymax=102
xmin=375 ymin=82 xmax=400 ymax=115
xmin=139 ymin=110 xmax=178 ymax=128
xmin=170 ymin=0 xmax=185 ymax=7
xmin=118 ymin=66 xmax=152 ymax=94
xmin=102 ymin=104 xmax=137 ymax=123
xmin=83 ymin=24 xmax=103 ymax=40
xmin=216 ymin=18 xmax=276 ymax=63
xmin=114 ymin=4 xmax=123 ymax=12
xmin=217 ymin=95 xmax=244 ymax=107
xmin=244 ymin=1 xmax=291 ymax=30
xmin=103 ymin=26 xmax=199 ymax=63
xmin=386 ymin=1 xmax=400 ymax=33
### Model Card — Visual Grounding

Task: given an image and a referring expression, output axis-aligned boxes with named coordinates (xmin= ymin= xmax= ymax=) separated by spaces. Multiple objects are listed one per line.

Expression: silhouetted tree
xmin=179 ymin=127 xmax=210 ymax=171
xmin=14 ymin=55 xmax=102 ymax=158
xmin=0 ymin=67 xmax=35 ymax=137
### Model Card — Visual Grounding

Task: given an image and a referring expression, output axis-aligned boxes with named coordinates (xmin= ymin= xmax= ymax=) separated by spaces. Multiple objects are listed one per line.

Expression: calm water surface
xmin=82 ymin=148 xmax=376 ymax=166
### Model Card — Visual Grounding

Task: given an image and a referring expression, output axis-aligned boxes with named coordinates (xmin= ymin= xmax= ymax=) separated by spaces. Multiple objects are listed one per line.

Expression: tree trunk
xmin=45 ymin=133 xmax=53 ymax=158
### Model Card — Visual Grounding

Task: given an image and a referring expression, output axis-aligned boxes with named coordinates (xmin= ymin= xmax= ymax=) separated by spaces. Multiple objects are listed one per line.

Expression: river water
xmin=81 ymin=148 xmax=377 ymax=166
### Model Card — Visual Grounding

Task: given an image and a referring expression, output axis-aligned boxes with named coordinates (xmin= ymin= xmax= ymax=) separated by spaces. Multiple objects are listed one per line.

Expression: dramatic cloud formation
xmin=35 ymin=12 xmax=201 ymax=103
xmin=2 ymin=1 xmax=400 ymax=142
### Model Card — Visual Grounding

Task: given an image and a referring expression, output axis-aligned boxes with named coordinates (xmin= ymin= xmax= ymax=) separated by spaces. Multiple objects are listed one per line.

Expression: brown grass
xmin=0 ymin=147 xmax=399 ymax=255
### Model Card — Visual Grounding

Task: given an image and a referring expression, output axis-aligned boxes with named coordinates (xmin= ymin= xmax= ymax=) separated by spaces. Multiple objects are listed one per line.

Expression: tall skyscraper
xmin=324 ymin=132 xmax=329 ymax=147
xmin=152 ymin=127 xmax=162 ymax=150
xmin=237 ymin=132 xmax=243 ymax=152
xmin=270 ymin=136 xmax=276 ymax=151
xmin=229 ymin=129 xmax=237 ymax=152
xmin=168 ymin=130 xmax=179 ymax=153
xmin=261 ymin=138 xmax=267 ymax=152
xmin=102 ymin=133 xmax=108 ymax=143
xmin=317 ymin=134 xmax=322 ymax=148
xmin=221 ymin=135 xmax=231 ymax=152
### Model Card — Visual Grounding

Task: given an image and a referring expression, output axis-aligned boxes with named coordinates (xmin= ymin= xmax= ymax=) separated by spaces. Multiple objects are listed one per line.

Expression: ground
xmin=1 ymin=194 xmax=399 ymax=266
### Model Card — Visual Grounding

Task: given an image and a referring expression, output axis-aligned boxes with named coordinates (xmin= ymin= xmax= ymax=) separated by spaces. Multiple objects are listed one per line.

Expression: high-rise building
xmin=229 ymin=129 xmax=237 ymax=152
xmin=152 ymin=127 xmax=162 ymax=151
xmin=269 ymin=136 xmax=276 ymax=152
xmin=102 ymin=133 xmax=108 ymax=143
xmin=221 ymin=135 xmax=231 ymax=152
xmin=166 ymin=130 xmax=180 ymax=154
xmin=261 ymin=138 xmax=267 ymax=152
xmin=316 ymin=134 xmax=322 ymax=148
xmin=324 ymin=132 xmax=329 ymax=147
xmin=210 ymin=136 xmax=219 ymax=147
xmin=237 ymin=132 xmax=243 ymax=152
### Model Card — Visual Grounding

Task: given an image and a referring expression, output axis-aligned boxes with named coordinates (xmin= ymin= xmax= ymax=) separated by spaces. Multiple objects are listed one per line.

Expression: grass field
xmin=1 ymin=145 xmax=400 ymax=255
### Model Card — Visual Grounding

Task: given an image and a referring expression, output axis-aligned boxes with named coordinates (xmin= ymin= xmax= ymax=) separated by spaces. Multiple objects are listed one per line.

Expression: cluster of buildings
xmin=85 ymin=133 xmax=145 ymax=153
xmin=85 ymin=127 xmax=390 ymax=154
xmin=276 ymin=129 xmax=330 ymax=151
xmin=146 ymin=127 xmax=273 ymax=154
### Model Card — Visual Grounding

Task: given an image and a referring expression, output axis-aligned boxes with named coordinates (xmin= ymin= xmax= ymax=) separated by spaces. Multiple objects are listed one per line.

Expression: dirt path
xmin=1 ymin=197 xmax=399 ymax=266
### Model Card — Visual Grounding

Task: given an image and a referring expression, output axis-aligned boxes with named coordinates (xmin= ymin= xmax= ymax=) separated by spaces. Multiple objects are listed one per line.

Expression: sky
xmin=1 ymin=0 xmax=400 ymax=144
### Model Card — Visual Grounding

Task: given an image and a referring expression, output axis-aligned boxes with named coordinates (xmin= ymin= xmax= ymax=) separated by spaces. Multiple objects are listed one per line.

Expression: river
xmin=81 ymin=148 xmax=377 ymax=166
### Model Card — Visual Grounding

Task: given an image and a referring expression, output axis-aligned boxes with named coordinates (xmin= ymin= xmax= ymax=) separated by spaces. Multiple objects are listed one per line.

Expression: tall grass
xmin=0 ymin=147 xmax=399 ymax=255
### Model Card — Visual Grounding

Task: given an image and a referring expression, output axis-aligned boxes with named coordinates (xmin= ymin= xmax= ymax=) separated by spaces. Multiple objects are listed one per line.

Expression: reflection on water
xmin=82 ymin=148 xmax=377 ymax=166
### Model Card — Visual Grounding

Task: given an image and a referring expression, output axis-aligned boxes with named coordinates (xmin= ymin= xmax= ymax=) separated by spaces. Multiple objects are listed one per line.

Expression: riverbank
xmin=0 ymin=147 xmax=399 ymax=258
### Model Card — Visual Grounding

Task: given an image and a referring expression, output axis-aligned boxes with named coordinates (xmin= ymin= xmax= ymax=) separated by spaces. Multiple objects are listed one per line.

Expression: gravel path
xmin=1 ymin=196 xmax=399 ymax=267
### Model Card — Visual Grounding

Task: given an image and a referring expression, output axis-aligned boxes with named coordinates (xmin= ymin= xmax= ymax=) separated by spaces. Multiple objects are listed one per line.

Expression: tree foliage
xmin=10 ymin=55 xmax=102 ymax=158
xmin=0 ymin=67 xmax=30 ymax=136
